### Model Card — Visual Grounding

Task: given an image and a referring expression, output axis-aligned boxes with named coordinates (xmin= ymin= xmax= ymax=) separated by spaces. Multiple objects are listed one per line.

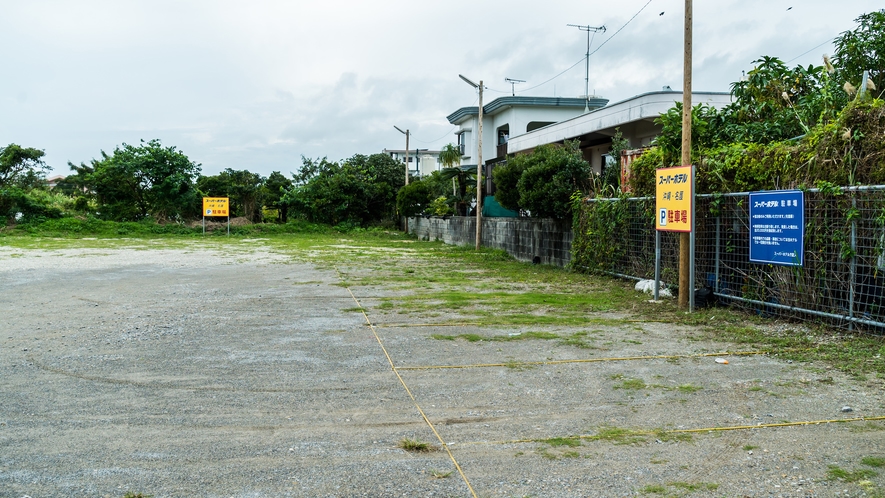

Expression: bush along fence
xmin=573 ymin=185 xmax=885 ymax=332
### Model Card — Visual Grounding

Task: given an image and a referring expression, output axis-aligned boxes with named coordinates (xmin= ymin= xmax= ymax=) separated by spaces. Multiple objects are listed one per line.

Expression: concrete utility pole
xmin=394 ymin=126 xmax=410 ymax=185
xmin=459 ymin=74 xmax=484 ymax=251
xmin=679 ymin=0 xmax=693 ymax=309
xmin=568 ymin=23 xmax=606 ymax=113
xmin=394 ymin=125 xmax=410 ymax=233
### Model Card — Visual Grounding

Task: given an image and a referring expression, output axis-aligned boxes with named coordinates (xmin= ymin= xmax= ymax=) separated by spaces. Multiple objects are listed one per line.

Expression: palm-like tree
xmin=436 ymin=143 xmax=471 ymax=214
xmin=438 ymin=143 xmax=462 ymax=169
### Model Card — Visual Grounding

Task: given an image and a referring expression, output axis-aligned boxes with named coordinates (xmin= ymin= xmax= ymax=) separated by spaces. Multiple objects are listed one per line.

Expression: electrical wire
xmin=785 ymin=37 xmax=836 ymax=64
xmin=588 ymin=0 xmax=653 ymax=58
xmin=410 ymin=126 xmax=457 ymax=145
xmin=515 ymin=0 xmax=653 ymax=94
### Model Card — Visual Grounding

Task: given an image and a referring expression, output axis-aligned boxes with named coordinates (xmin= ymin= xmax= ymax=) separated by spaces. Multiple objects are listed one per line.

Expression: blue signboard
xmin=749 ymin=190 xmax=804 ymax=266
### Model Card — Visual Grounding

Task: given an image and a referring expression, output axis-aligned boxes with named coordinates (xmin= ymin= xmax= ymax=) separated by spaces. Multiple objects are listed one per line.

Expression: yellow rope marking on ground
xmin=453 ymin=416 xmax=885 ymax=446
xmin=396 ymin=351 xmax=768 ymax=371
xmin=340 ymin=284 xmax=478 ymax=498
xmin=373 ymin=323 xmax=483 ymax=328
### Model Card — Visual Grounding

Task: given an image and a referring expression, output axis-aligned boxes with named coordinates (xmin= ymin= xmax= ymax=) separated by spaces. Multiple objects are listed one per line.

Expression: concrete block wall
xmin=408 ymin=216 xmax=573 ymax=267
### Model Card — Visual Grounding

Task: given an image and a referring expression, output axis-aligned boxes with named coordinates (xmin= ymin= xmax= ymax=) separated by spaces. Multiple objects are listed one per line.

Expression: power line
xmin=588 ymin=0 xmax=652 ymax=57
xmin=514 ymin=0 xmax=653 ymax=94
xmin=785 ymin=36 xmax=836 ymax=64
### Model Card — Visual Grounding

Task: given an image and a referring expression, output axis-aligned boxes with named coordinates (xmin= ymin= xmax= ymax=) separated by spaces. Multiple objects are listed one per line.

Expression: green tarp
xmin=481 ymin=195 xmax=518 ymax=217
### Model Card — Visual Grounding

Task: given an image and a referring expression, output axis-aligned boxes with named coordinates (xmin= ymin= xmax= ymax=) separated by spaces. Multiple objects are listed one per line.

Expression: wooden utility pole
xmin=679 ymin=0 xmax=692 ymax=308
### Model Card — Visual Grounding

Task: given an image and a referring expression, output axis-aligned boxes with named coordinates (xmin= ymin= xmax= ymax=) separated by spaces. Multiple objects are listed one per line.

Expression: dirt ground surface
xmin=1 ymin=243 xmax=884 ymax=498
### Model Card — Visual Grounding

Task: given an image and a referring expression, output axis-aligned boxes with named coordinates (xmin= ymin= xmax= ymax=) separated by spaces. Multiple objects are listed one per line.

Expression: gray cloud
xmin=1 ymin=0 xmax=881 ymax=178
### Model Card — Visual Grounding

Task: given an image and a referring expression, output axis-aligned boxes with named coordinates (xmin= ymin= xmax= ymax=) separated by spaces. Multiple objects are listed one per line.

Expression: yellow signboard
xmin=203 ymin=197 xmax=229 ymax=217
xmin=655 ymin=166 xmax=692 ymax=232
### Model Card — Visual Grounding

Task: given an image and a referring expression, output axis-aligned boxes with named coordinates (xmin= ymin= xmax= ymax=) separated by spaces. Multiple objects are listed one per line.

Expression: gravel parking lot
xmin=1 ymin=243 xmax=884 ymax=497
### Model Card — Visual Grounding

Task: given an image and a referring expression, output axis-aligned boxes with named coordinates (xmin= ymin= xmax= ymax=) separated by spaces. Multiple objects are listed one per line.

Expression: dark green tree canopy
xmin=0 ymin=144 xmax=48 ymax=189
xmin=197 ymin=168 xmax=265 ymax=222
xmin=833 ymin=9 xmax=885 ymax=97
xmin=514 ymin=141 xmax=592 ymax=219
xmin=70 ymin=139 xmax=201 ymax=221
xmin=282 ymin=153 xmax=405 ymax=226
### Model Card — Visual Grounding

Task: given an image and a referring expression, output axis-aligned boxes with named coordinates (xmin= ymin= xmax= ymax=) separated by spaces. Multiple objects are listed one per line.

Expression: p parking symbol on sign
xmin=659 ymin=208 xmax=667 ymax=226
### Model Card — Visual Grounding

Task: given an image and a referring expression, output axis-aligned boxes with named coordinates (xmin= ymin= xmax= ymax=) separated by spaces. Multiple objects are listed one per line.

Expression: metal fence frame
xmin=583 ymin=186 xmax=885 ymax=332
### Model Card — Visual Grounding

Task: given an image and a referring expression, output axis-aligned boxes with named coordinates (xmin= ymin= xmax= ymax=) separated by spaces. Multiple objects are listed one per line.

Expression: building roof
xmin=446 ymin=96 xmax=609 ymax=125
xmin=507 ymin=90 xmax=732 ymax=153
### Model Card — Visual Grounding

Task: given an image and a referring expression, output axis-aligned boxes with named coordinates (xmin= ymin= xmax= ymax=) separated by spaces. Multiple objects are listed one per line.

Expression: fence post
xmin=715 ymin=214 xmax=721 ymax=294
xmin=849 ymin=196 xmax=857 ymax=331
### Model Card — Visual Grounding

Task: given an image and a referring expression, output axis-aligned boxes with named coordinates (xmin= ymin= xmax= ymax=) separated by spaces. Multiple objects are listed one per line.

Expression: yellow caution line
xmin=396 ymin=351 xmax=768 ymax=371
xmin=340 ymin=279 xmax=478 ymax=498
xmin=454 ymin=416 xmax=885 ymax=446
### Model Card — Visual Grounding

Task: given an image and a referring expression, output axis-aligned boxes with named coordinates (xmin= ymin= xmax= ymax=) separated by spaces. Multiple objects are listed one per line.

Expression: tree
xmin=0 ymin=144 xmax=48 ymax=189
xmin=71 ymin=139 xmax=201 ymax=221
xmin=197 ymin=169 xmax=265 ymax=222
xmin=438 ymin=167 xmax=476 ymax=216
xmin=396 ymin=181 xmax=430 ymax=218
xmin=438 ymin=143 xmax=462 ymax=168
xmin=0 ymin=144 xmax=60 ymax=223
xmin=492 ymin=158 xmax=528 ymax=212
xmin=282 ymin=153 xmax=405 ymax=226
xmin=515 ymin=141 xmax=592 ymax=219
xmin=833 ymin=9 xmax=885 ymax=99
xmin=263 ymin=171 xmax=293 ymax=222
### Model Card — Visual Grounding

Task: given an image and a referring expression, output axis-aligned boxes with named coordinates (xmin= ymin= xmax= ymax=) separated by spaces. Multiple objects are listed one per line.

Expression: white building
xmin=446 ymin=96 xmax=607 ymax=166
xmin=382 ymin=149 xmax=443 ymax=178
xmin=506 ymin=89 xmax=733 ymax=175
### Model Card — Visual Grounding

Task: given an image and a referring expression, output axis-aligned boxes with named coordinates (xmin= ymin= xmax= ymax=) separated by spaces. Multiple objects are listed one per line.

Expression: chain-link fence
xmin=578 ymin=186 xmax=885 ymax=332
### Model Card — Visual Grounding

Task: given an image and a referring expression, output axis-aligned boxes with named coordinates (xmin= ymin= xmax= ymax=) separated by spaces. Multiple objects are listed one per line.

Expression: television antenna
xmin=567 ymin=23 xmax=606 ymax=112
xmin=504 ymin=77 xmax=526 ymax=96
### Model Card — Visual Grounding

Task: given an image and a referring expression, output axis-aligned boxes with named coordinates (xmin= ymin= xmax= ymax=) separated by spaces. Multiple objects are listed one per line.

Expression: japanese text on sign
xmin=203 ymin=197 xmax=229 ymax=217
xmin=655 ymin=165 xmax=693 ymax=232
xmin=748 ymin=190 xmax=804 ymax=266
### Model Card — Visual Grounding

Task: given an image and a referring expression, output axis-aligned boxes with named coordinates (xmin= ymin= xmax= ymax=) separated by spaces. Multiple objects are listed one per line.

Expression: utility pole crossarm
xmin=568 ymin=23 xmax=606 ymax=112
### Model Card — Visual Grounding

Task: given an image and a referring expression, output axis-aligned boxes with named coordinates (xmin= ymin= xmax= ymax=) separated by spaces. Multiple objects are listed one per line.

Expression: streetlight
xmin=459 ymin=74 xmax=483 ymax=251
xmin=393 ymin=126 xmax=410 ymax=185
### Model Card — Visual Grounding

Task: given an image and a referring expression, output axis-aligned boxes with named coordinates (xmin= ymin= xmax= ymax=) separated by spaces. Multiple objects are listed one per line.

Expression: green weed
xmin=399 ymin=438 xmax=435 ymax=452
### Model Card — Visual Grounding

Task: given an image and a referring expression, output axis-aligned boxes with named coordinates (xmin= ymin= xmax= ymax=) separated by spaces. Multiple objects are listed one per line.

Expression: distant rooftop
xmin=447 ymin=96 xmax=608 ymax=125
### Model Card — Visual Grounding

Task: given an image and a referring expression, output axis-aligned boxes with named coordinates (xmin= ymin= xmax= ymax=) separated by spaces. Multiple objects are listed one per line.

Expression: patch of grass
xmin=743 ymin=445 xmax=759 ymax=451
xmin=862 ymin=456 xmax=885 ymax=468
xmin=562 ymin=450 xmax=580 ymax=458
xmin=640 ymin=484 xmax=667 ymax=494
xmin=654 ymin=430 xmax=693 ymax=443
xmin=669 ymin=481 xmax=719 ymax=492
xmin=341 ymin=307 xmax=364 ymax=313
xmin=543 ymin=437 xmax=582 ymax=448
xmin=399 ymin=438 xmax=435 ymax=453
xmin=827 ymin=465 xmax=878 ymax=482
xmin=429 ymin=469 xmax=452 ymax=478
xmin=676 ymin=384 xmax=703 ymax=393
xmin=613 ymin=377 xmax=647 ymax=390
xmin=503 ymin=359 xmax=534 ymax=371
xmin=850 ymin=422 xmax=885 ymax=433
xmin=123 ymin=493 xmax=152 ymax=498
xmin=589 ymin=426 xmax=647 ymax=445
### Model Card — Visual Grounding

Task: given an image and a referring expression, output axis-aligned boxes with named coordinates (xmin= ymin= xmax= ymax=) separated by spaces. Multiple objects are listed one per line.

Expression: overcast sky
xmin=2 ymin=0 xmax=881 ymax=178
